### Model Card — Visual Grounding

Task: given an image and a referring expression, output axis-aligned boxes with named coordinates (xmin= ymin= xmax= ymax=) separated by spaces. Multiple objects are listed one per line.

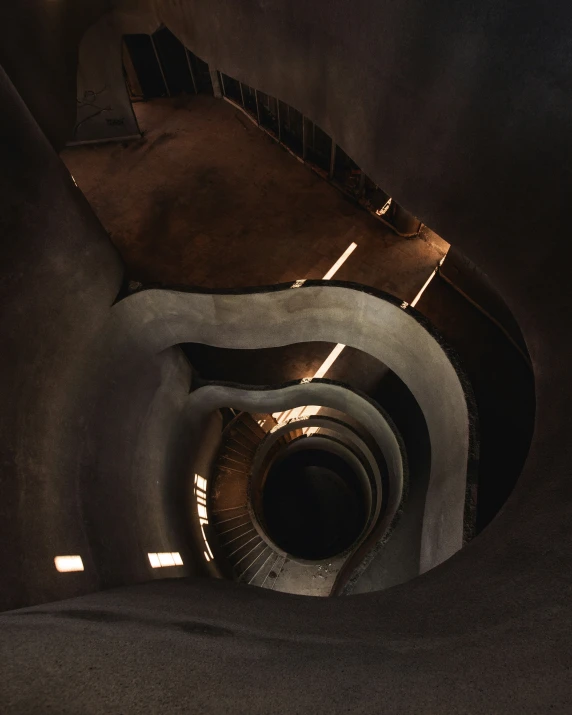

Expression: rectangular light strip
xmin=148 ymin=552 xmax=184 ymax=568
xmin=409 ymin=255 xmax=446 ymax=308
xmin=322 ymin=242 xmax=357 ymax=280
xmin=54 ymin=555 xmax=84 ymax=573
xmin=312 ymin=342 xmax=346 ymax=378
xmin=275 ymin=243 xmax=357 ymax=424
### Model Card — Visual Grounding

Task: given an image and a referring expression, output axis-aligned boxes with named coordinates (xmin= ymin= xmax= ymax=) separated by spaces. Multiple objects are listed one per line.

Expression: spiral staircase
xmin=201 ymin=398 xmax=399 ymax=596
xmin=208 ymin=412 xmax=287 ymax=588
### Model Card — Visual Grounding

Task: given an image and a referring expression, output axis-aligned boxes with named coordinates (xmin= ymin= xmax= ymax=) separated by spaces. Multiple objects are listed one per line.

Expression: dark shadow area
xmin=153 ymin=27 xmax=194 ymax=96
xmin=263 ymin=447 xmax=367 ymax=560
xmin=417 ymin=275 xmax=535 ymax=532
xmin=123 ymin=34 xmax=167 ymax=99
xmin=175 ymin=621 xmax=234 ymax=637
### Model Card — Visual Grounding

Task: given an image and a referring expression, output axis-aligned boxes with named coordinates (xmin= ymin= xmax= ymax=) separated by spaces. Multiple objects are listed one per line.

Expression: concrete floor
xmin=62 ymin=95 xmax=446 ymax=298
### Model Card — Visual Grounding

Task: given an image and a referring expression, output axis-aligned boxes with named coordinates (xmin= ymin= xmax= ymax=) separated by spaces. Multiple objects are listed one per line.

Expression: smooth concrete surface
xmin=0 ymin=63 xmax=196 ymax=611
xmin=0 ymin=64 xmax=123 ymax=611
xmin=107 ymin=284 xmax=472 ymax=574
xmin=2 ymin=574 xmax=570 ymax=714
xmin=186 ymin=380 xmax=409 ymax=591
xmin=0 ymin=0 xmax=569 ymax=712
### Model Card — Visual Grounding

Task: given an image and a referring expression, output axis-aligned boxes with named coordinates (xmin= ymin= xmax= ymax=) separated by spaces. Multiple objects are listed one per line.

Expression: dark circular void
xmin=261 ymin=447 xmax=368 ymax=560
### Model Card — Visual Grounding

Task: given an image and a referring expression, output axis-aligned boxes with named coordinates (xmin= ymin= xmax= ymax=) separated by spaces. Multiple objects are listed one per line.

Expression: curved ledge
xmin=251 ymin=430 xmax=377 ymax=568
xmin=251 ymin=414 xmax=383 ymax=527
xmin=135 ymin=279 xmax=477 ymax=573
xmin=248 ymin=416 xmax=384 ymax=561
xmin=187 ymin=379 xmax=404 ymax=583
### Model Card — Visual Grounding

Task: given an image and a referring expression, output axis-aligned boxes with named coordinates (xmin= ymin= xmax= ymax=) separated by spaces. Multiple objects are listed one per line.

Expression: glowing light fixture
xmin=312 ymin=342 xmax=346 ymax=378
xmin=274 ymin=244 xmax=357 ymax=424
xmin=148 ymin=552 xmax=184 ymax=568
xmin=158 ymin=552 xmax=175 ymax=567
xmin=409 ymin=255 xmax=446 ymax=308
xmin=322 ymin=242 xmax=357 ymax=280
xmin=54 ymin=555 xmax=84 ymax=573
xmin=148 ymin=553 xmax=161 ymax=568
xmin=194 ymin=473 xmax=215 ymax=562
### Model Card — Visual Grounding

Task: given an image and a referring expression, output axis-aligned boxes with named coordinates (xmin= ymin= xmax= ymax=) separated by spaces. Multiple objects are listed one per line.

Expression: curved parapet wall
xmin=187 ymin=378 xmax=403 ymax=517
xmin=250 ymin=414 xmax=384 ymax=528
xmin=111 ymin=280 xmax=476 ymax=573
xmin=248 ymin=414 xmax=385 ymax=590
xmin=0 ymin=0 xmax=567 ymax=710
xmin=188 ymin=380 xmax=404 ymax=593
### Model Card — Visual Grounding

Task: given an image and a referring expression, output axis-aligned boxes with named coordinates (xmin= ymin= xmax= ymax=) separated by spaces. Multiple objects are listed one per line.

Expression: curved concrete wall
xmin=111 ymin=284 xmax=473 ymax=572
xmin=1 ymin=0 xmax=570 ymax=710
xmin=187 ymin=380 xmax=410 ymax=590
xmin=187 ymin=379 xmax=402 ymax=508
xmin=251 ymin=429 xmax=376 ymax=595
xmin=0 ymin=65 xmax=196 ymax=610
xmin=0 ymin=65 xmax=123 ymax=610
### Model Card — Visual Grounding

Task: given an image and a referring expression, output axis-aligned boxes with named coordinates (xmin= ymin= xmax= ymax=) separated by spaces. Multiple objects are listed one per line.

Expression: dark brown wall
xmin=0 ymin=63 xmax=122 ymax=607
xmin=1 ymin=0 xmax=572 ymax=711
xmin=0 ymin=0 xmax=112 ymax=146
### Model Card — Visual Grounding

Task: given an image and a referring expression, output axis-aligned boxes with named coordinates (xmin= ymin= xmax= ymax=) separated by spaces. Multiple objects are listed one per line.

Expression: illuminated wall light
xmin=194 ymin=473 xmax=214 ymax=562
xmin=291 ymin=279 xmax=306 ymax=288
xmin=148 ymin=553 xmax=161 ymax=568
xmin=54 ymin=555 xmax=84 ymax=573
xmin=148 ymin=552 xmax=184 ymax=568
xmin=312 ymin=342 xmax=346 ymax=379
xmin=158 ymin=552 xmax=176 ymax=567
xmin=201 ymin=526 xmax=214 ymax=560
xmin=409 ymin=255 xmax=447 ymax=308
xmin=272 ymin=347 xmax=345 ymax=423
xmin=194 ymin=474 xmax=207 ymax=491
xmin=274 ymin=244 xmax=357 ymax=424
xmin=322 ymin=242 xmax=357 ymax=280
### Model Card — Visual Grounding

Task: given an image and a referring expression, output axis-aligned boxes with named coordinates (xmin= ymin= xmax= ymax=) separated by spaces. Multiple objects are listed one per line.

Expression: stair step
xmin=218 ymin=453 xmax=251 ymax=470
xmin=221 ymin=523 xmax=256 ymax=546
xmin=215 ymin=518 xmax=253 ymax=537
xmin=229 ymin=423 xmax=260 ymax=446
xmin=250 ymin=413 xmax=278 ymax=434
xmin=257 ymin=553 xmax=284 ymax=588
xmin=232 ymin=537 xmax=266 ymax=570
xmin=220 ymin=444 xmax=253 ymax=462
xmin=239 ymin=414 xmax=267 ymax=439
xmin=215 ymin=463 xmax=248 ymax=476
xmin=211 ymin=485 xmax=248 ymax=511
xmin=210 ymin=504 xmax=247 ymax=516
xmin=237 ymin=546 xmax=273 ymax=584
